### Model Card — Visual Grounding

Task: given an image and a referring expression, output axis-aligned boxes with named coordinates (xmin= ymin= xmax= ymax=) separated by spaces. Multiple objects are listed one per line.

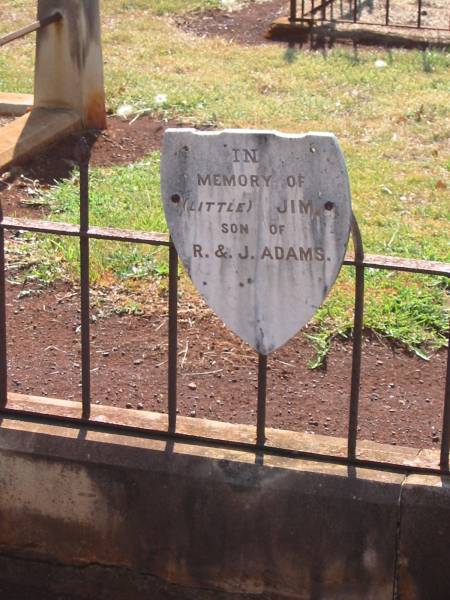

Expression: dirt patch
xmin=0 ymin=114 xmax=181 ymax=219
xmin=87 ymin=114 xmax=183 ymax=168
xmin=6 ymin=278 xmax=447 ymax=451
xmin=175 ymin=0 xmax=286 ymax=45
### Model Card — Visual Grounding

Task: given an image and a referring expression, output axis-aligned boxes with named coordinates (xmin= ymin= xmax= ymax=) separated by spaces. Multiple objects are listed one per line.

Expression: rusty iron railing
xmin=0 ymin=12 xmax=62 ymax=49
xmin=0 ymin=139 xmax=449 ymax=475
xmin=289 ymin=0 xmax=450 ymax=32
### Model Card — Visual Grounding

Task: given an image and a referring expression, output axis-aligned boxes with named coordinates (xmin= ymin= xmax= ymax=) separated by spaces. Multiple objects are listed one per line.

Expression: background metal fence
xmin=0 ymin=139 xmax=449 ymax=476
xmin=289 ymin=0 xmax=450 ymax=32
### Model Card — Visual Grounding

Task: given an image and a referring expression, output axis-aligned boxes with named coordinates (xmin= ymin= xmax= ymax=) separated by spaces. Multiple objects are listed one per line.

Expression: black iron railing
xmin=0 ymin=139 xmax=449 ymax=475
xmin=289 ymin=0 xmax=450 ymax=32
xmin=0 ymin=12 xmax=62 ymax=49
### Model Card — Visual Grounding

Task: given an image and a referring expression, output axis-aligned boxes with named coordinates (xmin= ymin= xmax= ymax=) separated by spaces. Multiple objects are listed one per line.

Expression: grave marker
xmin=161 ymin=129 xmax=351 ymax=355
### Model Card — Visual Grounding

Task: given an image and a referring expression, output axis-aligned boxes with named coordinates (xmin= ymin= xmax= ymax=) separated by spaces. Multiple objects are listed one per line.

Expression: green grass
xmin=309 ymin=269 xmax=448 ymax=364
xmin=23 ymin=155 xmax=168 ymax=282
xmin=0 ymin=0 xmax=449 ymax=360
xmin=18 ymin=154 xmax=446 ymax=361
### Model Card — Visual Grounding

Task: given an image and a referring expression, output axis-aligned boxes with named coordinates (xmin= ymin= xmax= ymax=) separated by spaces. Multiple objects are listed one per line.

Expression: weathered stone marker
xmin=161 ymin=129 xmax=351 ymax=355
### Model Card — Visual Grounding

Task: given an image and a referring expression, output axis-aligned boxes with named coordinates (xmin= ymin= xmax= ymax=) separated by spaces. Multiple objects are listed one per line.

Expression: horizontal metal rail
xmin=1 ymin=217 xmax=171 ymax=246
xmin=2 ymin=216 xmax=449 ymax=277
xmin=343 ymin=254 xmax=450 ymax=277
xmin=0 ymin=12 xmax=62 ymax=48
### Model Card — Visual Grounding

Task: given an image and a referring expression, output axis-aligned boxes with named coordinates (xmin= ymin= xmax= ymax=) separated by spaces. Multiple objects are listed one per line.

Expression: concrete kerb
xmin=1 ymin=396 xmax=449 ymax=598
xmin=397 ymin=474 xmax=450 ymax=599
xmin=0 ymin=94 xmax=34 ymax=117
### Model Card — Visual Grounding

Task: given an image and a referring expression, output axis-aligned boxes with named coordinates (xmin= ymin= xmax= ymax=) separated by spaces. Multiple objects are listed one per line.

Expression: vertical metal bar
xmin=385 ymin=0 xmax=390 ymax=26
xmin=0 ymin=203 xmax=7 ymax=408
xmin=290 ymin=0 xmax=297 ymax=23
xmin=347 ymin=215 xmax=365 ymax=458
xmin=76 ymin=139 xmax=91 ymax=421
xmin=168 ymin=241 xmax=178 ymax=433
xmin=321 ymin=0 xmax=326 ymax=22
xmin=257 ymin=353 xmax=268 ymax=447
xmin=417 ymin=0 xmax=422 ymax=28
xmin=301 ymin=0 xmax=305 ymax=21
xmin=439 ymin=325 xmax=450 ymax=470
xmin=353 ymin=0 xmax=358 ymax=23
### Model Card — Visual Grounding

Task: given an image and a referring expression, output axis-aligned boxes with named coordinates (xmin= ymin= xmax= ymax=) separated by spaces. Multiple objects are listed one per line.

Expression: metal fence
xmin=289 ymin=0 xmax=450 ymax=32
xmin=0 ymin=12 xmax=449 ymax=477
xmin=0 ymin=140 xmax=449 ymax=477
xmin=0 ymin=11 xmax=61 ymax=48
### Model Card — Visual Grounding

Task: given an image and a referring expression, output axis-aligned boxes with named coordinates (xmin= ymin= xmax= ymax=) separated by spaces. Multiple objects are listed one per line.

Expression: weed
xmin=114 ymin=300 xmax=144 ymax=315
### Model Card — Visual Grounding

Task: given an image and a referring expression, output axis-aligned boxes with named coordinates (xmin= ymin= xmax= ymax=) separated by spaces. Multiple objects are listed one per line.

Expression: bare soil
xmin=174 ymin=0 xmax=286 ymax=45
xmin=6 ymin=278 xmax=447 ymax=450
xmin=0 ymin=116 xmax=447 ymax=452
xmin=0 ymin=115 xmax=182 ymax=219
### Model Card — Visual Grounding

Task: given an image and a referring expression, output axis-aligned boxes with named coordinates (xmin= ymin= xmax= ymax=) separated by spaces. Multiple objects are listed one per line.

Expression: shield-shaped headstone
xmin=161 ymin=129 xmax=351 ymax=355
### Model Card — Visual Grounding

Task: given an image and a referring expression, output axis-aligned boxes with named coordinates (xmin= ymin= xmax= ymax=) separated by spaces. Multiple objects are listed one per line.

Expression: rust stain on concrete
xmin=85 ymin=90 xmax=107 ymax=129
xmin=33 ymin=0 xmax=106 ymax=138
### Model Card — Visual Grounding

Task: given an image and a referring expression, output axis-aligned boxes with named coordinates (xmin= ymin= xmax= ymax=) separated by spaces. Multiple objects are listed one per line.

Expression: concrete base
xmin=0 ymin=396 xmax=449 ymax=599
xmin=267 ymin=18 xmax=450 ymax=49
xmin=0 ymin=108 xmax=81 ymax=170
xmin=397 ymin=475 xmax=450 ymax=599
xmin=0 ymin=93 xmax=34 ymax=116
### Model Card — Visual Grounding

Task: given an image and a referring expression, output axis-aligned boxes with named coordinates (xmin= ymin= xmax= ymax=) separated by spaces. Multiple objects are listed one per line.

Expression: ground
xmin=0 ymin=0 xmax=449 ymax=450
xmin=1 ymin=115 xmax=447 ymax=451
xmin=0 ymin=2 xmax=449 ymax=597
xmin=174 ymin=0 xmax=287 ymax=45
